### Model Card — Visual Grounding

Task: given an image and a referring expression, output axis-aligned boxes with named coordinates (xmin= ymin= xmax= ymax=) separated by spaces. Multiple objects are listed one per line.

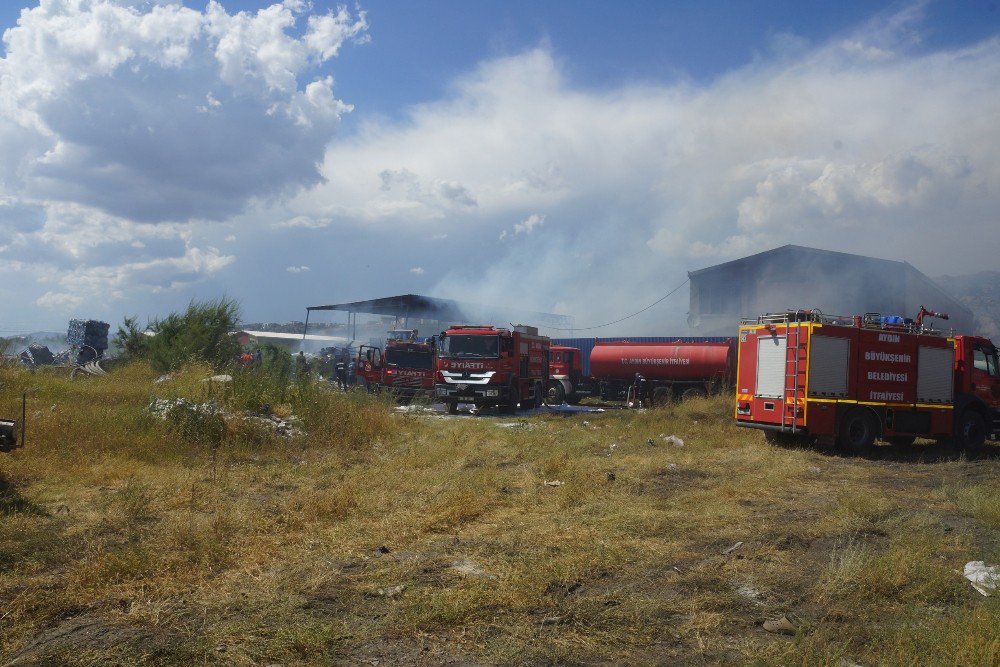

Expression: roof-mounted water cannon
xmin=915 ymin=306 xmax=949 ymax=328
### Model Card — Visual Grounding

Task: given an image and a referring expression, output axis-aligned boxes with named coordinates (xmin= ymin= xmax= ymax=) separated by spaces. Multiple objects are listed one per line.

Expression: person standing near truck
xmin=296 ymin=351 xmax=310 ymax=379
xmin=335 ymin=357 xmax=347 ymax=390
xmin=633 ymin=373 xmax=649 ymax=408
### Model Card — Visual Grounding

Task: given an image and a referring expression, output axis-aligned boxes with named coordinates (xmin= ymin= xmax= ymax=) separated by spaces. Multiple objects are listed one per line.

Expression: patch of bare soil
xmin=4 ymin=609 xmax=152 ymax=666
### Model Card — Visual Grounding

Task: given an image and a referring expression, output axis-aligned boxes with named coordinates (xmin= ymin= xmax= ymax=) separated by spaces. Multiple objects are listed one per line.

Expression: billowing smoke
xmin=296 ymin=6 xmax=1000 ymax=336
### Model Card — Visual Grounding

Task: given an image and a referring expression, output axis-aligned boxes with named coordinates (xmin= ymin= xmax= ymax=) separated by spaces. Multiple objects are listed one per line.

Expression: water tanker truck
xmin=549 ymin=340 xmax=735 ymax=405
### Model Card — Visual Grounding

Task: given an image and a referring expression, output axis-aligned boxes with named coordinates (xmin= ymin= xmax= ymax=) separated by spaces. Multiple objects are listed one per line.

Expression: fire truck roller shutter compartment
xmin=755 ymin=335 xmax=786 ymax=399
xmin=808 ymin=335 xmax=850 ymax=397
xmin=917 ymin=345 xmax=955 ymax=404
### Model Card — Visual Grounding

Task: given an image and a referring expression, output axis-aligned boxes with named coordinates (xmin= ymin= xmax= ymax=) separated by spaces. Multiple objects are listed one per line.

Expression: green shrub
xmin=115 ymin=297 xmax=241 ymax=372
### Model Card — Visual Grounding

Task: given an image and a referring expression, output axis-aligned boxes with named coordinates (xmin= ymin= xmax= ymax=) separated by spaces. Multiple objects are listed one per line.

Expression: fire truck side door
xmin=359 ymin=345 xmax=382 ymax=371
xmin=970 ymin=341 xmax=1000 ymax=406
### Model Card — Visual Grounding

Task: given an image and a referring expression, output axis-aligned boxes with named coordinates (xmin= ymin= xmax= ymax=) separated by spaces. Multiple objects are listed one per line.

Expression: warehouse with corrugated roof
xmin=687 ymin=245 xmax=974 ymax=336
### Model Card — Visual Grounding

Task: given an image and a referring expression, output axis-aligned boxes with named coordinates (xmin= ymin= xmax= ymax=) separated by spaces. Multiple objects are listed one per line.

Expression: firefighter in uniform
xmin=335 ymin=357 xmax=348 ymax=391
xmin=633 ymin=372 xmax=649 ymax=408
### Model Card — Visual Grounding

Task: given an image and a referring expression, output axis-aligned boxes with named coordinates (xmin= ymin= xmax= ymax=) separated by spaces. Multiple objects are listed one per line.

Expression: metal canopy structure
xmin=305 ymin=293 xmax=573 ymax=341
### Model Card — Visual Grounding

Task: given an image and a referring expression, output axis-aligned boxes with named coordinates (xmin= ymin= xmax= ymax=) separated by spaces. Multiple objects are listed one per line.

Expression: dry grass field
xmin=1 ymin=362 xmax=998 ymax=665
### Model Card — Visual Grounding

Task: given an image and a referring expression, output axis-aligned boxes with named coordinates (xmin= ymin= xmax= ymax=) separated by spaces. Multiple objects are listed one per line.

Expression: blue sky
xmin=1 ymin=1 xmax=999 ymax=335
xmin=226 ymin=1 xmax=1000 ymax=114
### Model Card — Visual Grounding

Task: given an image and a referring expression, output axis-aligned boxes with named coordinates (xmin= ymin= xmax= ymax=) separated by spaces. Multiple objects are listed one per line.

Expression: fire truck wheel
xmin=446 ymin=401 xmax=459 ymax=415
xmin=837 ymin=409 xmax=878 ymax=456
xmin=547 ymin=380 xmax=566 ymax=405
xmin=955 ymin=409 xmax=986 ymax=455
xmin=503 ymin=382 xmax=519 ymax=414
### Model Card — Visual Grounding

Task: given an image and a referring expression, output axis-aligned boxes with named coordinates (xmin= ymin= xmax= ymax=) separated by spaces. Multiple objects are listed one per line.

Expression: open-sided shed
xmin=304 ymin=293 xmax=573 ymax=342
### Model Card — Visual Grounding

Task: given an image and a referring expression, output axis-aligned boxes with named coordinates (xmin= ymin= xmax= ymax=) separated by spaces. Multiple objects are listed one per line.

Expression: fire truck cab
xmin=735 ymin=309 xmax=999 ymax=455
xmin=548 ymin=345 xmax=586 ymax=405
xmin=954 ymin=335 xmax=1000 ymax=444
xmin=356 ymin=330 xmax=436 ymax=400
xmin=435 ymin=325 xmax=550 ymax=414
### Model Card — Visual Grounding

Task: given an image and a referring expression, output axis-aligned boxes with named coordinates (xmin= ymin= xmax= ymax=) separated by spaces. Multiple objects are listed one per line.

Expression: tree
xmin=117 ymin=297 xmax=242 ymax=372
xmin=113 ymin=316 xmax=151 ymax=360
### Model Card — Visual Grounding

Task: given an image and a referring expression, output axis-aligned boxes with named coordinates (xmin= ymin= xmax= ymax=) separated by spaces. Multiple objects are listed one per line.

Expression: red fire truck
xmin=735 ymin=309 xmax=1000 ymax=454
xmin=549 ymin=341 xmax=735 ymax=405
xmin=357 ymin=330 xmax=436 ymax=400
xmin=435 ymin=325 xmax=550 ymax=414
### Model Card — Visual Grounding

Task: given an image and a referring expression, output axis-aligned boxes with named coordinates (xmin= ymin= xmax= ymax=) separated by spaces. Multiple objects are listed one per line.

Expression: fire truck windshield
xmin=385 ymin=348 xmax=434 ymax=369
xmin=440 ymin=334 xmax=500 ymax=358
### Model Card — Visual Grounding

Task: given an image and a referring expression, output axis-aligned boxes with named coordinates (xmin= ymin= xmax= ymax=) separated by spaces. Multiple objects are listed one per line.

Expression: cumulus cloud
xmin=514 ymin=213 xmax=545 ymax=235
xmin=410 ymin=266 xmax=425 ymax=275
xmin=36 ymin=290 xmax=84 ymax=312
xmin=0 ymin=0 xmax=366 ymax=222
xmin=33 ymin=242 xmax=235 ymax=312
xmin=286 ymin=5 xmax=1000 ymax=332
xmin=276 ymin=214 xmax=332 ymax=229
xmin=0 ymin=0 xmax=364 ymax=325
xmin=287 ymin=265 xmax=310 ymax=273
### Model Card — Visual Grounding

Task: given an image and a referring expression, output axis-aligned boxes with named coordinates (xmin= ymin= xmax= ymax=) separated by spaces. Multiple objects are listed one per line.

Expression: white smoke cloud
xmin=281 ymin=6 xmax=1000 ymax=332
xmin=287 ymin=265 xmax=311 ymax=273
xmin=410 ymin=266 xmax=425 ymax=275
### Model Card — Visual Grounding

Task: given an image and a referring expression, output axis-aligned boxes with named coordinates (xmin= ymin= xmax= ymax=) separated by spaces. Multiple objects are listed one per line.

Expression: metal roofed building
xmin=305 ymin=294 xmax=574 ymax=342
xmin=687 ymin=245 xmax=975 ymax=337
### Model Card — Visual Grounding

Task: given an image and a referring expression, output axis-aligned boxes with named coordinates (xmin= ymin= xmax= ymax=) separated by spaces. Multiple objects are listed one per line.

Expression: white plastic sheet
xmin=963 ymin=561 xmax=999 ymax=596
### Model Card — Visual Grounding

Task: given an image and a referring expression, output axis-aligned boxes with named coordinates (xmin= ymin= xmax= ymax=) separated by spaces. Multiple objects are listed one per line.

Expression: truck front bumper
xmin=435 ymin=383 xmax=508 ymax=402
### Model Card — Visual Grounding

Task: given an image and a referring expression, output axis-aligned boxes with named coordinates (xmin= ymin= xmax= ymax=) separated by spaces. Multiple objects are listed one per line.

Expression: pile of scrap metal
xmin=71 ymin=360 xmax=109 ymax=379
xmin=67 ymin=319 xmax=110 ymax=363
xmin=19 ymin=343 xmax=54 ymax=366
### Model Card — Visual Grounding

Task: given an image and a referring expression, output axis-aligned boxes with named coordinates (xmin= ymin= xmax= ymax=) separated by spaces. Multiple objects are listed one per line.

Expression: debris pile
xmin=20 ymin=343 xmax=54 ymax=366
xmin=67 ymin=319 xmax=110 ymax=351
xmin=71 ymin=361 xmax=109 ymax=378
xmin=146 ymin=397 xmax=304 ymax=439
xmin=147 ymin=397 xmax=221 ymax=421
